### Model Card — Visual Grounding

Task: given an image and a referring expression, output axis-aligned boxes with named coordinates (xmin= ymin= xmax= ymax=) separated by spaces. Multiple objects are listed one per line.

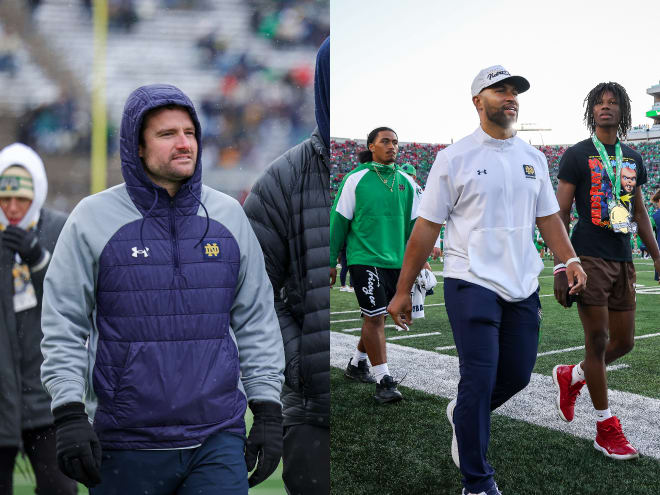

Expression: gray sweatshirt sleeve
xmin=40 ymin=201 xmax=97 ymax=410
xmin=224 ymin=196 xmax=285 ymax=405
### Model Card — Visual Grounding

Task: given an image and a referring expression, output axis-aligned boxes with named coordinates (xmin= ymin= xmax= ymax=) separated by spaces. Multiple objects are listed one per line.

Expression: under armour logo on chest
xmin=131 ymin=247 xmax=150 ymax=258
xmin=477 ymin=169 xmax=487 ymax=175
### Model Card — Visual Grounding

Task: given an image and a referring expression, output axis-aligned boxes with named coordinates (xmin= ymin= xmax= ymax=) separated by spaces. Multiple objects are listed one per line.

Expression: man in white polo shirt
xmin=387 ymin=65 xmax=587 ymax=495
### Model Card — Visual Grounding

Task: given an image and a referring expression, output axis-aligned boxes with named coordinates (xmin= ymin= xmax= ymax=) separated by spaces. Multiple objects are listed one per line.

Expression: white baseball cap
xmin=471 ymin=65 xmax=530 ymax=97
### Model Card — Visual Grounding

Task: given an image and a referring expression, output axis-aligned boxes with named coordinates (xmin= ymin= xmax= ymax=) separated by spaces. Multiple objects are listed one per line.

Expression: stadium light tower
xmin=515 ymin=123 xmax=551 ymax=145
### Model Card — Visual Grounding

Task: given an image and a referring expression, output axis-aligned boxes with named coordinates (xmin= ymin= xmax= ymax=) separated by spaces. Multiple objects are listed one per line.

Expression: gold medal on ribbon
xmin=609 ymin=204 xmax=632 ymax=234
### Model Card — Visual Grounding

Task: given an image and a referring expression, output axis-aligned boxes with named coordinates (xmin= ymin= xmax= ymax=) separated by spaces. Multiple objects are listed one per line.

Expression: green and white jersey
xmin=330 ymin=162 xmax=420 ymax=269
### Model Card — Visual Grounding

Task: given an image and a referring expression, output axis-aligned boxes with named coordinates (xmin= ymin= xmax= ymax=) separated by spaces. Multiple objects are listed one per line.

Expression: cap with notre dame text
xmin=471 ymin=65 xmax=530 ymax=97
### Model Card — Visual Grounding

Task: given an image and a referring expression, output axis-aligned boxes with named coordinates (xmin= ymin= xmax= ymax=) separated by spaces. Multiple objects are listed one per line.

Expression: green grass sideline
xmin=331 ymin=258 xmax=660 ymax=494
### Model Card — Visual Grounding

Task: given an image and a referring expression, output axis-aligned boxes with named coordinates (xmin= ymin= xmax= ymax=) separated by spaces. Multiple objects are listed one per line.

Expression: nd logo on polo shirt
xmin=523 ymin=164 xmax=536 ymax=179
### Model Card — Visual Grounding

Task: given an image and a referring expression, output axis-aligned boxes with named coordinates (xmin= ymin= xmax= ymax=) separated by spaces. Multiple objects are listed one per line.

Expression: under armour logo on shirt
xmin=477 ymin=169 xmax=487 ymax=175
xmin=131 ymin=247 xmax=150 ymax=258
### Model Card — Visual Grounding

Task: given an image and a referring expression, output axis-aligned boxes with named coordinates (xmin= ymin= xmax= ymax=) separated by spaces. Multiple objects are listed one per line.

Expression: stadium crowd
xmin=8 ymin=0 xmax=327 ymax=173
xmin=331 ymin=139 xmax=660 ymax=213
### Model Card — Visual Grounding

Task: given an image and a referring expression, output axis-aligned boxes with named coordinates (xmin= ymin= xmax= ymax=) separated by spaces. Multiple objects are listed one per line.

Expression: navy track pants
xmin=444 ymin=278 xmax=540 ymax=494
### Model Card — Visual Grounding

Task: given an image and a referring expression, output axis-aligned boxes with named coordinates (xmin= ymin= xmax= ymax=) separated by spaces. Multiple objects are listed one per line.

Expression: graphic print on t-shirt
xmin=587 ymin=154 xmax=638 ymax=228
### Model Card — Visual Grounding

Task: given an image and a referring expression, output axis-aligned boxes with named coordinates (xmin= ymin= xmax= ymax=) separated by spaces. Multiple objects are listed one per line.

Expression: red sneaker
xmin=594 ymin=416 xmax=639 ymax=460
xmin=552 ymin=364 xmax=585 ymax=422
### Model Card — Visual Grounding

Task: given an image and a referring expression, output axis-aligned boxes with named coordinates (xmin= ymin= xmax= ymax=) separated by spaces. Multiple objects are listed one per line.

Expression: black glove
xmin=2 ymin=225 xmax=44 ymax=265
xmin=53 ymin=402 xmax=102 ymax=487
xmin=245 ymin=401 xmax=283 ymax=488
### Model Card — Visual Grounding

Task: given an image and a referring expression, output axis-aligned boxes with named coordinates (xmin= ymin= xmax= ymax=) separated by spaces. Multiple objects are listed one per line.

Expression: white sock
xmin=595 ymin=408 xmax=612 ymax=422
xmin=372 ymin=363 xmax=390 ymax=383
xmin=571 ymin=362 xmax=585 ymax=385
xmin=351 ymin=350 xmax=368 ymax=366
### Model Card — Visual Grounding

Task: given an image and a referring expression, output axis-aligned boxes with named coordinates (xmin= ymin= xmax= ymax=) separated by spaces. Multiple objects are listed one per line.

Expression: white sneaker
xmin=347 ymin=286 xmax=355 ymax=292
xmin=461 ymin=483 xmax=502 ymax=495
xmin=447 ymin=398 xmax=459 ymax=468
xmin=340 ymin=286 xmax=349 ymax=292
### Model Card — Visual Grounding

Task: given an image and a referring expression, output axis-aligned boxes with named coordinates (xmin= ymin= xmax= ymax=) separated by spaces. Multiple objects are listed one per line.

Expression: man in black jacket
xmin=243 ymin=37 xmax=330 ymax=495
xmin=0 ymin=143 xmax=73 ymax=494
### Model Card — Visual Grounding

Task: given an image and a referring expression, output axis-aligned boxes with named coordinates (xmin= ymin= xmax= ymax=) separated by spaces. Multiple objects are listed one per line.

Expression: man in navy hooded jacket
xmin=40 ymin=84 xmax=285 ymax=494
xmin=244 ymin=36 xmax=330 ymax=495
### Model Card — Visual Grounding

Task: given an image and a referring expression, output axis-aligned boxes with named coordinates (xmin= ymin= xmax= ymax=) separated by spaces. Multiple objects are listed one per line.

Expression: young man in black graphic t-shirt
xmin=552 ymin=82 xmax=660 ymax=460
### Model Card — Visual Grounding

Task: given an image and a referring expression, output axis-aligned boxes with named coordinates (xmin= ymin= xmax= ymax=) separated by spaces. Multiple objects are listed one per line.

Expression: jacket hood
xmin=314 ymin=37 xmax=330 ymax=150
xmin=120 ymin=84 xmax=203 ymax=215
xmin=0 ymin=143 xmax=48 ymax=229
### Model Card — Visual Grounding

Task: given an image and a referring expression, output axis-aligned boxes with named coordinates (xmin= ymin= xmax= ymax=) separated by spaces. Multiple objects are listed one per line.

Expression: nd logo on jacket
xmin=204 ymin=241 xmax=220 ymax=258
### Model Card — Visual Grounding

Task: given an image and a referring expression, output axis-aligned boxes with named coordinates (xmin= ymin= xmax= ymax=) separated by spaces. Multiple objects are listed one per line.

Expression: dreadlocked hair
xmin=583 ymin=82 xmax=632 ymax=139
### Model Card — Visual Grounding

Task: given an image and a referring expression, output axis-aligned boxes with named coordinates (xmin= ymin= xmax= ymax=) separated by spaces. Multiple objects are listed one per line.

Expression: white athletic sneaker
xmin=461 ymin=483 xmax=502 ymax=495
xmin=447 ymin=398 xmax=460 ymax=468
xmin=339 ymin=286 xmax=349 ymax=292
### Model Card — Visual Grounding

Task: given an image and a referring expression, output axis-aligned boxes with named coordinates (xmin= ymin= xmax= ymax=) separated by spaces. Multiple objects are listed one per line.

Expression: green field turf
xmin=12 ymin=410 xmax=286 ymax=494
xmin=331 ymin=258 xmax=660 ymax=495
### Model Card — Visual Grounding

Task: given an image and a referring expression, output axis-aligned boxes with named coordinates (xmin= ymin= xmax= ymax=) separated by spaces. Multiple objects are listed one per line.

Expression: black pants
xmin=282 ymin=424 xmax=329 ymax=495
xmin=0 ymin=425 xmax=77 ymax=495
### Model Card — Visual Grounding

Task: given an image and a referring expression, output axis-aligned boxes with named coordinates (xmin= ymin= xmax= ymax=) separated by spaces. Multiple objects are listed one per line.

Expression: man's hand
xmin=53 ymin=402 xmax=102 ymax=487
xmin=431 ymin=247 xmax=442 ymax=260
xmin=330 ymin=267 xmax=337 ymax=286
xmin=566 ymin=261 xmax=587 ymax=295
xmin=387 ymin=291 xmax=412 ymax=331
xmin=245 ymin=401 xmax=283 ymax=488
xmin=553 ymin=271 xmax=570 ymax=307
xmin=2 ymin=225 xmax=44 ymax=265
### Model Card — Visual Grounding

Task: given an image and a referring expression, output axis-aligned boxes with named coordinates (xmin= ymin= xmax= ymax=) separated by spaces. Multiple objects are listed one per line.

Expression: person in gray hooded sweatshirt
xmin=0 ymin=143 xmax=74 ymax=495
xmin=40 ymin=84 xmax=284 ymax=494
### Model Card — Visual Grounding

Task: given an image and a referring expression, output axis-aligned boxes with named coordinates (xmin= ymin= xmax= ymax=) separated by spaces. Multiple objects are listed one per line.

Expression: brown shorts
xmin=577 ymin=256 xmax=636 ymax=311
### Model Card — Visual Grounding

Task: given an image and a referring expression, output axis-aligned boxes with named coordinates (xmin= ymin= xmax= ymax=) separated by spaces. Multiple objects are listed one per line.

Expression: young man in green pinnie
xmin=330 ymin=127 xmax=420 ymax=403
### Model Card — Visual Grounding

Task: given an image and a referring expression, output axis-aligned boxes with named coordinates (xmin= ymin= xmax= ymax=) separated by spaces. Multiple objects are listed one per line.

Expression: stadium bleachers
xmin=0 ymin=23 xmax=59 ymax=113
xmin=26 ymin=0 xmax=327 ymax=170
xmin=331 ymin=139 xmax=660 ymax=211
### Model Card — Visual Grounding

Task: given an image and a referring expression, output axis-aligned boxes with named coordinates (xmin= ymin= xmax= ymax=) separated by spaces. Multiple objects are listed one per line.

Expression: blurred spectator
xmin=17 ymin=94 xmax=87 ymax=155
xmin=249 ymin=0 xmax=329 ymax=48
xmin=109 ymin=0 xmax=138 ymax=32
xmin=0 ymin=29 xmax=20 ymax=78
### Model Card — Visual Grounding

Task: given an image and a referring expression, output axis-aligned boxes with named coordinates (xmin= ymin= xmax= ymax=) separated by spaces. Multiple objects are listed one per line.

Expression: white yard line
xmin=536 ymin=332 xmax=660 ymax=357
xmin=388 ymin=331 xmax=442 ymax=341
xmin=331 ymin=303 xmax=445 ymax=317
xmin=436 ymin=331 xmax=660 ymax=356
xmin=341 ymin=325 xmax=398 ymax=333
xmin=606 ymin=364 xmax=630 ymax=371
xmin=331 ymin=332 xmax=660 ymax=460
xmin=536 ymin=345 xmax=584 ymax=357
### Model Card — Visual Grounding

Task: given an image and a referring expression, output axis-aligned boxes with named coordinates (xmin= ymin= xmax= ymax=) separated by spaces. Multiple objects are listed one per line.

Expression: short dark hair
xmin=652 ymin=189 xmax=660 ymax=203
xmin=358 ymin=127 xmax=397 ymax=163
xmin=139 ymin=104 xmax=194 ymax=146
xmin=583 ymin=82 xmax=632 ymax=138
